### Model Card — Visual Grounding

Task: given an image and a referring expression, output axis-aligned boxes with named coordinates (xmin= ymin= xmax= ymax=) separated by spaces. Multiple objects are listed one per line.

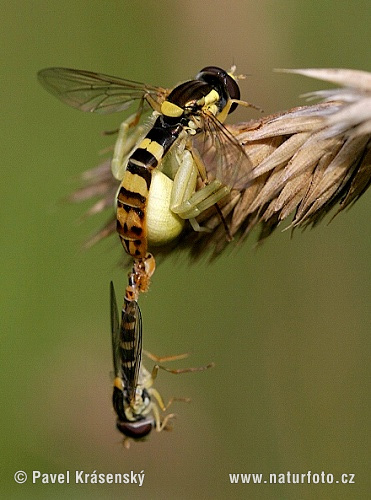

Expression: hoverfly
xmin=38 ymin=66 xmax=254 ymax=299
xmin=110 ymin=281 xmax=213 ymax=445
xmin=111 ymin=255 xmax=155 ymax=402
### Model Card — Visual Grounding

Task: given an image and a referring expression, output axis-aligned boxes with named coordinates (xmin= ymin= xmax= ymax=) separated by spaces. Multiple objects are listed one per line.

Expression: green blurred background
xmin=1 ymin=1 xmax=370 ymax=498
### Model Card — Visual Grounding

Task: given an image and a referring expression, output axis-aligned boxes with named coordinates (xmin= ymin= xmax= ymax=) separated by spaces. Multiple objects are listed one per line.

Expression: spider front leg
xmin=170 ymin=149 xmax=231 ymax=230
xmin=111 ymin=110 xmax=155 ymax=180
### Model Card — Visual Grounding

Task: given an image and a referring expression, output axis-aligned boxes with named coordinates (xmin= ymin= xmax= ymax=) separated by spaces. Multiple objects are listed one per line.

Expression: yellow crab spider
xmin=111 ymin=113 xmax=232 ymax=246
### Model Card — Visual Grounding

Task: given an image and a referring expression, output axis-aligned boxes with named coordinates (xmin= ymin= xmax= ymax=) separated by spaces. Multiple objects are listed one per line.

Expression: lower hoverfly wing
xmin=37 ymin=67 xmax=168 ymax=114
xmin=110 ymin=281 xmax=122 ymax=378
xmin=109 ymin=282 xmax=143 ymax=402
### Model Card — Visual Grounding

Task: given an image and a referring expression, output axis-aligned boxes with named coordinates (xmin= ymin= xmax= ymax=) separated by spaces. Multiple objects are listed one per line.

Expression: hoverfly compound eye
xmin=116 ymin=417 xmax=154 ymax=439
xmin=196 ymin=66 xmax=240 ymax=114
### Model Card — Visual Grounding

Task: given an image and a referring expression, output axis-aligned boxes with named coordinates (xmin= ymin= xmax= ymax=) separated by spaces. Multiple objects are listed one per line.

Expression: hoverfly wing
xmin=192 ymin=113 xmax=254 ymax=191
xmin=110 ymin=281 xmax=121 ymax=378
xmin=121 ymin=299 xmax=143 ymax=402
xmin=37 ymin=67 xmax=167 ymax=114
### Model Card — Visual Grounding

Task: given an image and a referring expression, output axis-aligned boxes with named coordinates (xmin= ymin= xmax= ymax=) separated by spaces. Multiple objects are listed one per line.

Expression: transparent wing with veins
xmin=191 ymin=112 xmax=254 ymax=191
xmin=110 ymin=282 xmax=143 ymax=401
xmin=37 ymin=67 xmax=169 ymax=114
xmin=110 ymin=281 xmax=122 ymax=379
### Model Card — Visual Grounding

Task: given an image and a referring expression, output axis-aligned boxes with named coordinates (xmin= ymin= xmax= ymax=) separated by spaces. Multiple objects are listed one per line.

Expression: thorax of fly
xmin=124 ymin=365 xmax=153 ymax=421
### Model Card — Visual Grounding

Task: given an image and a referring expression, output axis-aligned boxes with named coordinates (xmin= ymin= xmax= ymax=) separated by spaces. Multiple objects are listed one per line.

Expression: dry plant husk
xmin=70 ymin=68 xmax=371 ymax=261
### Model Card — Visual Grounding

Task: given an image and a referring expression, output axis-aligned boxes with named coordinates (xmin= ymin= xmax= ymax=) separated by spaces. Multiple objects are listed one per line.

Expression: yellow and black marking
xmin=38 ymin=66 xmax=242 ymax=442
xmin=116 ymin=66 xmax=241 ymax=259
xmin=116 ymin=119 xmax=183 ymax=258
xmin=120 ymin=297 xmax=142 ymax=400
xmin=38 ymin=65 xmax=244 ymax=260
xmin=110 ymin=278 xmax=143 ymax=403
xmin=110 ymin=281 xmax=154 ymax=439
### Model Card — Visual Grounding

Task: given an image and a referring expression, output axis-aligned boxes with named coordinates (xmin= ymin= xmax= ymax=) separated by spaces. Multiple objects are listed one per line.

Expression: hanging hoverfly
xmin=110 ymin=281 xmax=213 ymax=445
xmin=110 ymin=280 xmax=164 ymax=441
xmin=37 ymin=66 xmax=254 ymax=266
xmin=111 ymin=255 xmax=156 ymax=403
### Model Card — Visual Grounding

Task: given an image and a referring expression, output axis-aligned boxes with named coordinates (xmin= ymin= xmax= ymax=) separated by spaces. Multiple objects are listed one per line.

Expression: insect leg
xmin=170 ymin=149 xmax=198 ymax=212
xmin=170 ymin=148 xmax=231 ymax=224
xmin=150 ymin=386 xmax=190 ymax=415
xmin=151 ymin=402 xmax=176 ymax=432
xmin=111 ymin=109 xmax=152 ymax=180
xmin=169 ymin=149 xmax=210 ymax=231
xmin=143 ymin=350 xmax=189 ymax=363
xmin=124 ymin=253 xmax=156 ymax=303
xmin=151 ymin=362 xmax=215 ymax=379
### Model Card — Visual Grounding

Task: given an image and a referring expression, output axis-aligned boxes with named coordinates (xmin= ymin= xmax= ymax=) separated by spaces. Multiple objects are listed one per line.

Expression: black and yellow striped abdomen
xmin=119 ymin=298 xmax=141 ymax=400
xmin=116 ymin=116 xmax=183 ymax=258
xmin=116 ymin=68 xmax=239 ymax=259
